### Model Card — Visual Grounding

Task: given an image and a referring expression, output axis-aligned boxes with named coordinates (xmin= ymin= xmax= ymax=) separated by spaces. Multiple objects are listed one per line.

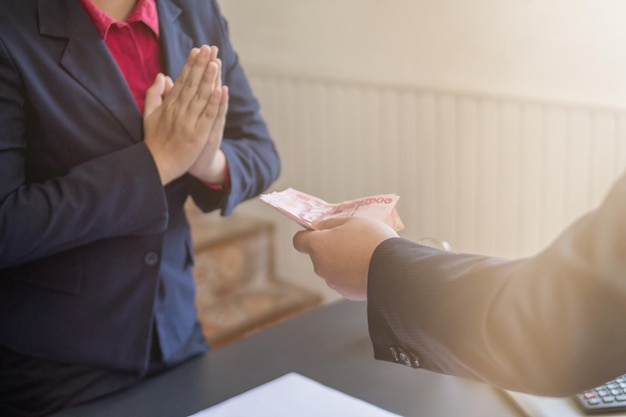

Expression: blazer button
xmin=144 ymin=251 xmax=159 ymax=266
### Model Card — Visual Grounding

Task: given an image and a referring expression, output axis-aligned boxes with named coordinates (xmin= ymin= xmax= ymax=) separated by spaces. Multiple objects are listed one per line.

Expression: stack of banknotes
xmin=259 ymin=188 xmax=404 ymax=231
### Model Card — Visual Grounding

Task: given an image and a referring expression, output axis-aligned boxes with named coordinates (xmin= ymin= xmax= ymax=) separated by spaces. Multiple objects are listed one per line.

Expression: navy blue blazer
xmin=0 ymin=0 xmax=280 ymax=371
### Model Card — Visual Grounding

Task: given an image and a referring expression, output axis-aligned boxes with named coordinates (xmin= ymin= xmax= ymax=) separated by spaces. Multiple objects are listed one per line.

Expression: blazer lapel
xmin=37 ymin=0 xmax=142 ymax=142
xmin=157 ymin=0 xmax=193 ymax=80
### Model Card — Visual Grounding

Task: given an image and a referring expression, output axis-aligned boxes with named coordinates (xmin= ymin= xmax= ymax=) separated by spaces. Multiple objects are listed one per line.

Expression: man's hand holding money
xmin=292 ymin=217 xmax=399 ymax=300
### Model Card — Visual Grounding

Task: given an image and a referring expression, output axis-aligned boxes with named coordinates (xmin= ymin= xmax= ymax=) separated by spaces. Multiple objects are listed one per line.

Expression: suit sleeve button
xmin=399 ymin=351 xmax=420 ymax=368
xmin=399 ymin=352 xmax=412 ymax=367
xmin=144 ymin=251 xmax=159 ymax=266
xmin=389 ymin=347 xmax=399 ymax=362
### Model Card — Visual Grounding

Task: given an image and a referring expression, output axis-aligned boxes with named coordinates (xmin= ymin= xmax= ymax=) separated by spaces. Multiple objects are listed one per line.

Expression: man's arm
xmin=368 ymin=170 xmax=626 ymax=396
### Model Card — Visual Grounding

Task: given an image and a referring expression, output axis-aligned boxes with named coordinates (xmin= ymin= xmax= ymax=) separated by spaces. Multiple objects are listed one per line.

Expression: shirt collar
xmin=78 ymin=0 xmax=160 ymax=39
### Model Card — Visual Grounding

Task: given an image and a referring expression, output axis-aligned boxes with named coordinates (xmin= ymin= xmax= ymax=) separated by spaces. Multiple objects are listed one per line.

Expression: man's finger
xmin=292 ymin=230 xmax=313 ymax=253
xmin=312 ymin=216 xmax=351 ymax=230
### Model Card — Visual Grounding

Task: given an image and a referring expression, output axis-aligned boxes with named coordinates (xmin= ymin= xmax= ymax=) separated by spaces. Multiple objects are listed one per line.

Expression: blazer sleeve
xmin=367 ymin=169 xmax=626 ymax=397
xmin=187 ymin=0 xmax=281 ymax=216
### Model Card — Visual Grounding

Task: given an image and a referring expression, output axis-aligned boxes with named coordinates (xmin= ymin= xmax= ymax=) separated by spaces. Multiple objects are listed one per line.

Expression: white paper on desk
xmin=187 ymin=372 xmax=403 ymax=417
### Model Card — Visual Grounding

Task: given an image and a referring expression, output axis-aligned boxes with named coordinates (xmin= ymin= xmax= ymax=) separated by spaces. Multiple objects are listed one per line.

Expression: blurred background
xmin=217 ymin=0 xmax=626 ymax=302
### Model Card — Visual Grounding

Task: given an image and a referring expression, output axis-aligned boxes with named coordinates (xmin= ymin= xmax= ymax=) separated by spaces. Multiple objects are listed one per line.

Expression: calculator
xmin=574 ymin=374 xmax=626 ymax=414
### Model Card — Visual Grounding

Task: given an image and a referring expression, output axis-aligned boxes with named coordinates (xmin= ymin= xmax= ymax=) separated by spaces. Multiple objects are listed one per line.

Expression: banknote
xmin=259 ymin=188 xmax=405 ymax=231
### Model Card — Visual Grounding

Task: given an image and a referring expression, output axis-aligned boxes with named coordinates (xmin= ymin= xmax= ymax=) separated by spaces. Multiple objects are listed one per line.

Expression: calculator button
xmin=573 ymin=374 xmax=626 ymax=414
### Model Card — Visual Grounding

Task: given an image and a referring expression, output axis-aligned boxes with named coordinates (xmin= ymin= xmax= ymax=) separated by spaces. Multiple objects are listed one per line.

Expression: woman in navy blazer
xmin=0 ymin=0 xmax=280 ymax=415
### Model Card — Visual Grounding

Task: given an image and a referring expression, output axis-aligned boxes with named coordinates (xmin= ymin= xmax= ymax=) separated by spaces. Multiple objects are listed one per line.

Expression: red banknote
xmin=260 ymin=188 xmax=404 ymax=231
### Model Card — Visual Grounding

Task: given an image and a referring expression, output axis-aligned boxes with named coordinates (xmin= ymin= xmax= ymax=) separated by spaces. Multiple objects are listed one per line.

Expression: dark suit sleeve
xmin=187 ymin=0 xmax=280 ymax=216
xmin=367 ymin=170 xmax=626 ymax=396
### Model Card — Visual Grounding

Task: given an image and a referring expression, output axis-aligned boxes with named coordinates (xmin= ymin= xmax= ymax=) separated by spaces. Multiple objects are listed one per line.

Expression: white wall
xmin=216 ymin=0 xmax=626 ymax=301
xmin=221 ymin=0 xmax=626 ymax=107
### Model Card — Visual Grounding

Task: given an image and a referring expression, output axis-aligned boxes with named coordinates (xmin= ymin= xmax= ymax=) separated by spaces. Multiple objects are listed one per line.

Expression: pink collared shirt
xmin=78 ymin=0 xmax=162 ymax=113
xmin=79 ymin=0 xmax=229 ymax=190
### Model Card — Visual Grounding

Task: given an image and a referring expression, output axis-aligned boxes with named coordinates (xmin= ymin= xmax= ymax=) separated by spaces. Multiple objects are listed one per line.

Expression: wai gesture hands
xmin=143 ymin=45 xmax=229 ymax=186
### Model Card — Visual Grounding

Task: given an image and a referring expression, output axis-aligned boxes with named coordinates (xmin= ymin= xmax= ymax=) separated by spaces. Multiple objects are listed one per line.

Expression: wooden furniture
xmin=188 ymin=210 xmax=322 ymax=348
